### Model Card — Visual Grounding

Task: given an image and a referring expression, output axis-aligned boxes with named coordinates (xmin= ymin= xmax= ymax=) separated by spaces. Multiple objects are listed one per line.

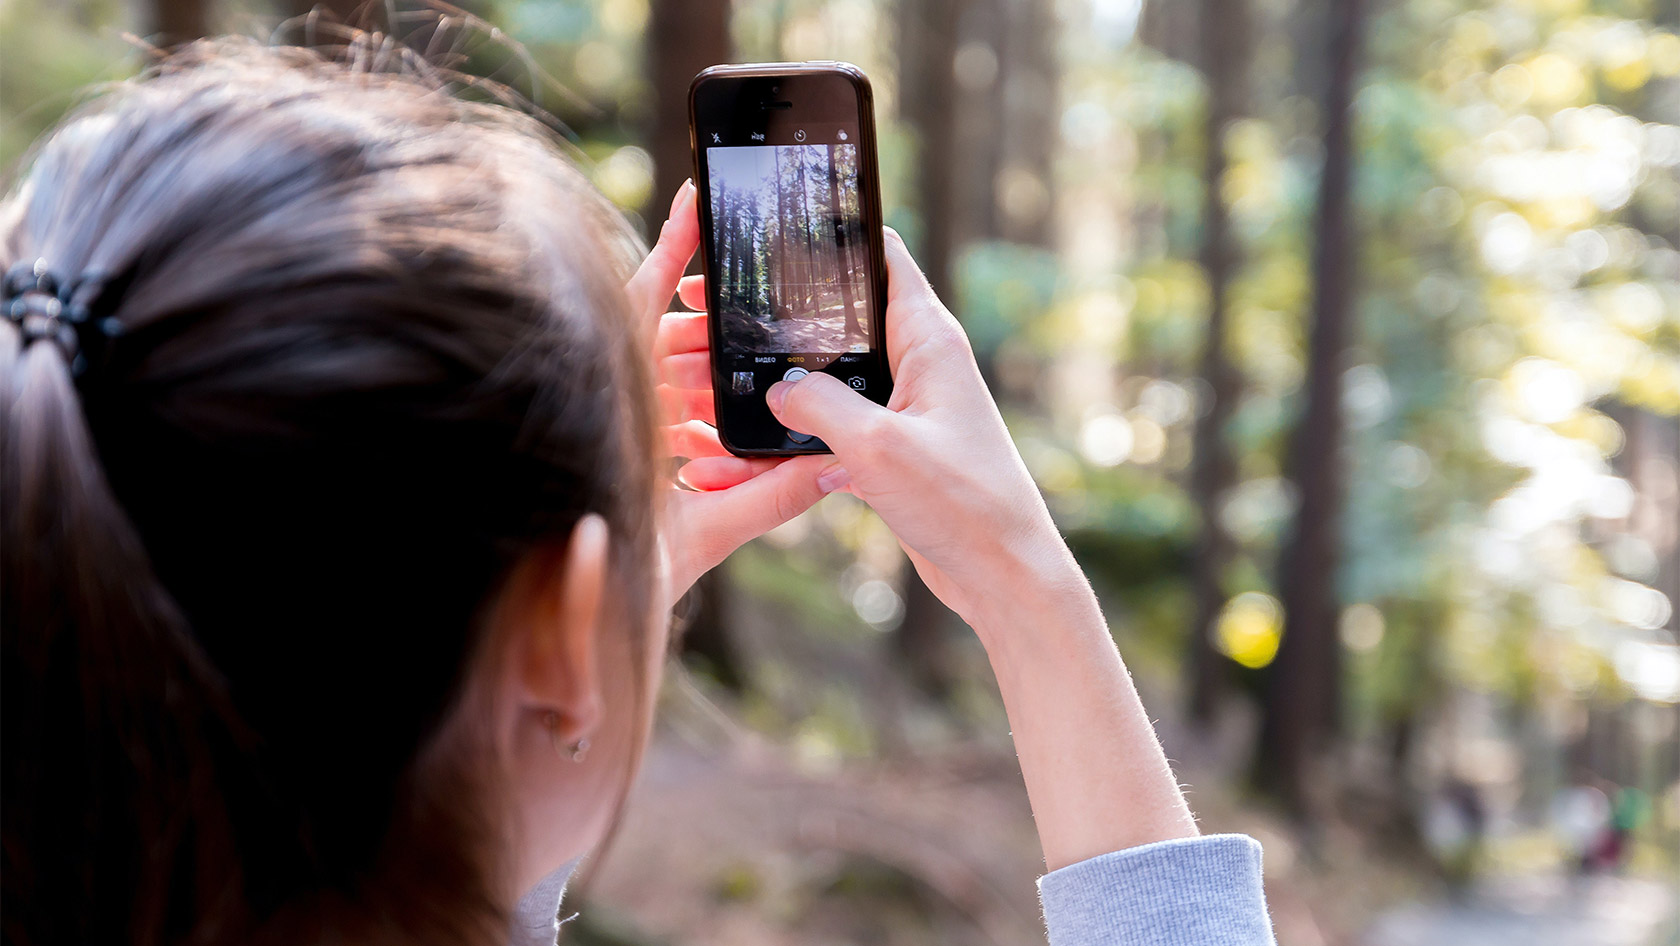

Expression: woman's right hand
xmin=769 ymin=230 xmax=1200 ymax=872
xmin=764 ymin=228 xmax=1084 ymax=631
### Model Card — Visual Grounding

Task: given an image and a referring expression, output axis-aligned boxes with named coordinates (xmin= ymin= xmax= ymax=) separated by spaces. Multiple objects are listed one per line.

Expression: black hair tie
xmin=2 ymin=258 xmax=124 ymax=379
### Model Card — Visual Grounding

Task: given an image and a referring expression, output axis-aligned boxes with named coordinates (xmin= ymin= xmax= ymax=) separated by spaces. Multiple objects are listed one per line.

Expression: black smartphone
xmin=689 ymin=62 xmax=892 ymax=456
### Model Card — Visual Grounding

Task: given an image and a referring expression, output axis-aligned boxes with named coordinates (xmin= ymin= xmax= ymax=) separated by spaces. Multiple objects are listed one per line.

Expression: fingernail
xmin=817 ymin=463 xmax=851 ymax=494
xmin=766 ymin=379 xmax=791 ymax=413
xmin=672 ymin=178 xmax=695 ymax=213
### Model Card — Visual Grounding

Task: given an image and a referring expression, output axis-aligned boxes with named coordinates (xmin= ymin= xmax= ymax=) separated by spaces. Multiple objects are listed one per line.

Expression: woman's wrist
xmin=963 ymin=534 xmax=1102 ymax=660
xmin=969 ymin=548 xmax=1202 ymax=868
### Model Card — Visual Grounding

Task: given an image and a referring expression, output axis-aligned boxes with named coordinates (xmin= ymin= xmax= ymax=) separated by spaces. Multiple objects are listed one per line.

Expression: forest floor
xmin=563 ymin=552 xmax=1677 ymax=946
xmin=1362 ymin=874 xmax=1677 ymax=946
xmin=573 ymin=699 xmax=1677 ymax=946
xmin=718 ymin=298 xmax=871 ymax=354
xmin=568 ymin=685 xmax=1428 ymax=946
xmin=570 ymin=731 xmax=1677 ymax=946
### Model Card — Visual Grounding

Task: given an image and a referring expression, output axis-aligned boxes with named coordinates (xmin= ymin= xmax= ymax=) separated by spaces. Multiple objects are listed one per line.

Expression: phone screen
xmin=692 ymin=67 xmax=891 ymax=455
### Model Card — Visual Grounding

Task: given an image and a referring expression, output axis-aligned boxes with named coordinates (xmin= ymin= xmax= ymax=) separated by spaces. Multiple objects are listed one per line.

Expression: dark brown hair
xmin=1 ymin=37 xmax=660 ymax=946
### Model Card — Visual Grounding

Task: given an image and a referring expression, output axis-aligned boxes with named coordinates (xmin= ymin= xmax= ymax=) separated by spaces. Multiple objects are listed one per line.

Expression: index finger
xmin=625 ymin=181 xmax=699 ymax=321
xmin=881 ymin=227 xmax=971 ymax=373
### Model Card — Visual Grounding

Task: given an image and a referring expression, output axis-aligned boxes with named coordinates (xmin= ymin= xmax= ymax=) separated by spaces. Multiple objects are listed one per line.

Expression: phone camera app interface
xmin=698 ymin=97 xmax=887 ymax=453
xmin=707 ymin=139 xmax=871 ymax=359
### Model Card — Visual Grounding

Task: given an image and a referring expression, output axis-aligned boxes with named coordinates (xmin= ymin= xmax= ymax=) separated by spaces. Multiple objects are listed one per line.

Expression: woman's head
xmin=2 ymin=37 xmax=666 ymax=945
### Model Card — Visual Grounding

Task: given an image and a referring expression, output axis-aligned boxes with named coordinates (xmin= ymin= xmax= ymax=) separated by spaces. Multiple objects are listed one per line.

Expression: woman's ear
xmin=479 ymin=513 xmax=631 ymax=893
xmin=506 ymin=514 xmax=611 ymax=750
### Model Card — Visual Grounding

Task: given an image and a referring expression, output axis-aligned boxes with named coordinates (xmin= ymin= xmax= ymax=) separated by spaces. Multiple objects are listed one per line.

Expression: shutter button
xmin=781 ymin=367 xmax=813 ymax=442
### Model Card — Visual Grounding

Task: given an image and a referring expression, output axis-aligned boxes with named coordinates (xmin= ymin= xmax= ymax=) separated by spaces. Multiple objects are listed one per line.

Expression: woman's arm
xmin=760 ymin=229 xmax=1197 ymax=870
xmin=966 ymin=564 xmax=1202 ymax=868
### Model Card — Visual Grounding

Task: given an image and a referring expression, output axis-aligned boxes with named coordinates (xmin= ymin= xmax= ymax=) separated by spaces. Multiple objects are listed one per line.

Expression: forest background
xmin=2 ymin=0 xmax=1677 ymax=943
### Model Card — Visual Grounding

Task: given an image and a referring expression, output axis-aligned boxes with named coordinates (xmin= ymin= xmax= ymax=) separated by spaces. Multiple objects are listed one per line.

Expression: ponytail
xmin=1 ymin=299 xmax=245 ymax=945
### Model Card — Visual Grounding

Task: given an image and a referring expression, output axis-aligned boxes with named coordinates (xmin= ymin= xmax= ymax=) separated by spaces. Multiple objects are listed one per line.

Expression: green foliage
xmin=0 ymin=0 xmax=137 ymax=169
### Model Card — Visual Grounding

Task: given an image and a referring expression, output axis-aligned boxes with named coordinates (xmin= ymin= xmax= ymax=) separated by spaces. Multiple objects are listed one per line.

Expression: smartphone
xmin=689 ymin=62 xmax=892 ymax=456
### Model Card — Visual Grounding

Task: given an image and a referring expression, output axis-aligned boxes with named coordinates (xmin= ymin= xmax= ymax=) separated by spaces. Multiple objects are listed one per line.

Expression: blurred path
xmin=1363 ymin=874 xmax=1679 ymax=946
xmin=718 ymin=300 xmax=869 ymax=353
xmin=572 ymin=675 xmax=1048 ymax=946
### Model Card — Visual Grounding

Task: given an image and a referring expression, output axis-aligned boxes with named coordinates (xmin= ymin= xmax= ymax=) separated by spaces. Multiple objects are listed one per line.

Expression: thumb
xmin=881 ymin=227 xmax=968 ymax=359
xmin=883 ymin=226 xmax=940 ymax=309
xmin=625 ymin=180 xmax=699 ymax=321
xmin=765 ymin=371 xmax=897 ymax=455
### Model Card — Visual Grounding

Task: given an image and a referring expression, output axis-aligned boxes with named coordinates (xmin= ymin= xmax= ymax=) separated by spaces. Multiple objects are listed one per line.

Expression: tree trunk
xmin=898 ymin=0 xmax=961 ymax=303
xmin=150 ymin=0 xmax=210 ymax=46
xmin=722 ymin=185 xmax=740 ymax=313
xmin=794 ymin=146 xmax=822 ymax=313
xmin=644 ymin=0 xmax=730 ymax=231
xmin=736 ymin=189 xmax=750 ymax=314
xmin=828 ymin=149 xmax=862 ymax=338
xmin=749 ymin=210 xmax=761 ymax=316
xmin=774 ymin=149 xmax=792 ymax=319
xmin=743 ymin=217 xmax=755 ymax=316
xmin=1253 ymin=0 xmax=1366 ymax=816
xmin=1137 ymin=0 xmax=1198 ymax=65
xmin=998 ymin=0 xmax=1056 ymax=248
xmin=647 ymin=0 xmax=742 ymax=691
xmin=961 ymin=2 xmax=1005 ymax=242
xmin=1186 ymin=0 xmax=1252 ymax=725
xmin=815 ymin=149 xmax=836 ymax=315
xmin=893 ymin=0 xmax=964 ymax=700
xmin=1610 ymin=405 xmax=1680 ymax=655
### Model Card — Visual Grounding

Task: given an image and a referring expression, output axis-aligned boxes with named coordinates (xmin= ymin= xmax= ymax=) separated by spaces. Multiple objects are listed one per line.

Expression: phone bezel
xmin=688 ymin=61 xmax=893 ymax=457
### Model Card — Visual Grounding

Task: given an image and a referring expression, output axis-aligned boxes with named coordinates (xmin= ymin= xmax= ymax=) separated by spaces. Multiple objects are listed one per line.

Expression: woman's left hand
xmin=627 ymin=181 xmax=840 ymax=606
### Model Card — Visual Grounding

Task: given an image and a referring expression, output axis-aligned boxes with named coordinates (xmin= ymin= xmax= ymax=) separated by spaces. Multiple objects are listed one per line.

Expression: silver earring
xmin=543 ymin=711 xmax=590 ymax=763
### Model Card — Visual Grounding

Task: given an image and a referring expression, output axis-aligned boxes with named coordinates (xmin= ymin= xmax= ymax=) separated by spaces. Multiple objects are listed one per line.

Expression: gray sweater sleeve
xmin=1036 ymin=834 xmax=1276 ymax=946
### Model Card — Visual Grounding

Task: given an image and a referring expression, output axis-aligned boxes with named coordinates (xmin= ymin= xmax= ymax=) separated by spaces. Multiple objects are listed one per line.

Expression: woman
xmin=0 ymin=37 xmax=1274 ymax=946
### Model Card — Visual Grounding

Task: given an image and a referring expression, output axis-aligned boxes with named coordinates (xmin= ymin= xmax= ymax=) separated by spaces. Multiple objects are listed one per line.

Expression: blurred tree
xmin=957 ymin=2 xmax=1006 ymax=242
xmin=897 ymin=0 xmax=959 ymax=300
xmin=945 ymin=0 xmax=1058 ymax=371
xmin=1185 ymin=0 xmax=1252 ymax=726
xmin=994 ymin=0 xmax=1056 ymax=248
xmin=1255 ymin=0 xmax=1366 ymax=815
xmin=893 ymin=0 xmax=963 ymax=700
xmin=150 ymin=0 xmax=210 ymax=45
xmin=1137 ymin=0 xmax=1196 ymax=66
xmin=645 ymin=0 xmax=728 ymax=227
xmin=648 ymin=0 xmax=745 ymax=691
